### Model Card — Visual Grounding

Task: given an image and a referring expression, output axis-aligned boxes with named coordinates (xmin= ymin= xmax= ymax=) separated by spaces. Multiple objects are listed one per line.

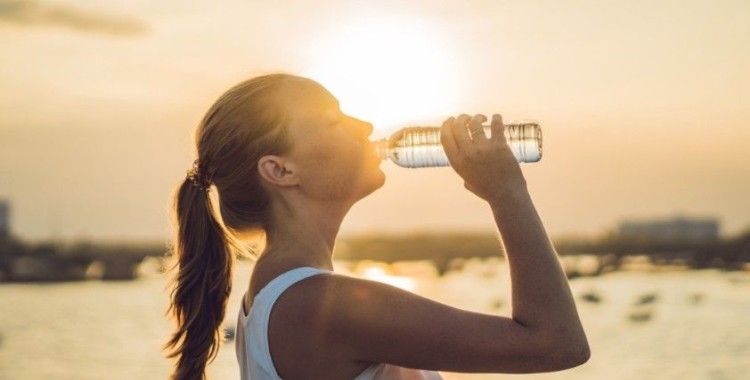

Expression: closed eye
xmin=329 ymin=112 xmax=346 ymax=127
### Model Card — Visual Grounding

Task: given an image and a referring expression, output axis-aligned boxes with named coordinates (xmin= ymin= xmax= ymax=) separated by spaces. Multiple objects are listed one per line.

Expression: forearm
xmin=489 ymin=187 xmax=586 ymax=341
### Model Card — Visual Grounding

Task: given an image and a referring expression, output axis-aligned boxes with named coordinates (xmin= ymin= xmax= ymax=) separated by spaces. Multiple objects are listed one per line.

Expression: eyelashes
xmin=329 ymin=113 xmax=347 ymax=127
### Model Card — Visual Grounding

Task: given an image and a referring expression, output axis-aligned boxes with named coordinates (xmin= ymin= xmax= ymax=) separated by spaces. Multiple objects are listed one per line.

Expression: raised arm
xmin=315 ymin=114 xmax=589 ymax=373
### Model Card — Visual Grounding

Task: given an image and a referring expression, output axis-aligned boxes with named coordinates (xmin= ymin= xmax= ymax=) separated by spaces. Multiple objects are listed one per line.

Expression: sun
xmin=301 ymin=14 xmax=464 ymax=137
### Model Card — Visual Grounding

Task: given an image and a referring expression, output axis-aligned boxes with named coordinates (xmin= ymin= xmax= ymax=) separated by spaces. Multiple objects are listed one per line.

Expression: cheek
xmin=328 ymin=145 xmax=365 ymax=188
xmin=302 ymin=139 xmax=358 ymax=170
xmin=298 ymin=142 xmax=364 ymax=199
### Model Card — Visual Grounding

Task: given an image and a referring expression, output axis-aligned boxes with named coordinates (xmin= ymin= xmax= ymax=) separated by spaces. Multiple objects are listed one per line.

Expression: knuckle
xmin=475 ymin=145 xmax=491 ymax=155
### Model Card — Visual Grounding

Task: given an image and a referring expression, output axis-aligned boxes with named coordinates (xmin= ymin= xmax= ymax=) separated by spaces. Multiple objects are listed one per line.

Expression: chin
xmin=356 ymin=168 xmax=385 ymax=200
xmin=373 ymin=165 xmax=386 ymax=186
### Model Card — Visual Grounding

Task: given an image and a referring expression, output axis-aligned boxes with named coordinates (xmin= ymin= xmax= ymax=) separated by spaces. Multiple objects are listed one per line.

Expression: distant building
xmin=617 ymin=215 xmax=719 ymax=242
xmin=0 ymin=199 xmax=8 ymax=238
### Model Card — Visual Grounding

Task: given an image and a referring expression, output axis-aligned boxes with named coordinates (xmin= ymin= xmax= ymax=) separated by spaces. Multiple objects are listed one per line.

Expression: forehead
xmin=277 ymin=79 xmax=340 ymax=113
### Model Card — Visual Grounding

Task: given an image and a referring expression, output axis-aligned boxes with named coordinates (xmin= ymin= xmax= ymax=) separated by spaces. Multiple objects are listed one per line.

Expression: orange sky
xmin=1 ymin=0 xmax=748 ymax=242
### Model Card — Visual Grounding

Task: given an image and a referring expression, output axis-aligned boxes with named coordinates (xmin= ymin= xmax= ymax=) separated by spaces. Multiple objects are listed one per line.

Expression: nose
xmin=352 ymin=117 xmax=373 ymax=138
xmin=362 ymin=121 xmax=374 ymax=138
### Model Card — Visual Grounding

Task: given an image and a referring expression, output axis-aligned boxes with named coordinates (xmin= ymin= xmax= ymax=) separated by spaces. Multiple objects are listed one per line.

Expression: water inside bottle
xmin=375 ymin=123 xmax=542 ymax=168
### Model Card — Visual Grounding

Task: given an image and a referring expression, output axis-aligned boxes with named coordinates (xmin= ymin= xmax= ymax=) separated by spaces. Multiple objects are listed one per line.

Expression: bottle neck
xmin=374 ymin=138 xmax=389 ymax=161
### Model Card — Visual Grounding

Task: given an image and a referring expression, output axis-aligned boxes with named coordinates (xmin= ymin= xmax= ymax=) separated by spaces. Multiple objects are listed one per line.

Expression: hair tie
xmin=186 ymin=159 xmax=215 ymax=192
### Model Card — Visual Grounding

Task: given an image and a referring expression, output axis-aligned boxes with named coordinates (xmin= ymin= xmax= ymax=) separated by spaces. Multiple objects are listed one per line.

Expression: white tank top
xmin=235 ymin=266 xmax=444 ymax=379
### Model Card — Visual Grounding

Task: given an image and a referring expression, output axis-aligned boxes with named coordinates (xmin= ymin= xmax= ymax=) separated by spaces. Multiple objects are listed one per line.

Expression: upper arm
xmin=316 ymin=274 xmax=589 ymax=374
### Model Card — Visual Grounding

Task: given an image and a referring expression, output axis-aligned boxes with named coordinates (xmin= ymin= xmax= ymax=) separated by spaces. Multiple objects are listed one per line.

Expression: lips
xmin=362 ymin=141 xmax=380 ymax=162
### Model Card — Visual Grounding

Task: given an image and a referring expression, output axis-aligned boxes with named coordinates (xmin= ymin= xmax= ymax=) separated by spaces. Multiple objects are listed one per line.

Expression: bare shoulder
xmin=275 ymin=271 xmax=590 ymax=374
xmin=267 ymin=271 xmax=372 ymax=378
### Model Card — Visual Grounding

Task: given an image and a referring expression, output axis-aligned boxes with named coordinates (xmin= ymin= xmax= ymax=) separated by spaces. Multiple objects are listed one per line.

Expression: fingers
xmin=490 ymin=114 xmax=507 ymax=143
xmin=450 ymin=114 xmax=472 ymax=152
xmin=468 ymin=114 xmax=488 ymax=141
xmin=445 ymin=113 xmax=494 ymax=157
xmin=440 ymin=116 xmax=460 ymax=166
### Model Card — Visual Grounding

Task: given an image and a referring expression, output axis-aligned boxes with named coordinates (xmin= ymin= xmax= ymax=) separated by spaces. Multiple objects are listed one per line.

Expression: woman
xmin=164 ymin=73 xmax=590 ymax=379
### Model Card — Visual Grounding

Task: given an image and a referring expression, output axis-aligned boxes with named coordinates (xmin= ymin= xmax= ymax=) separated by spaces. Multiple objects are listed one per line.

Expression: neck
xmin=261 ymin=197 xmax=353 ymax=271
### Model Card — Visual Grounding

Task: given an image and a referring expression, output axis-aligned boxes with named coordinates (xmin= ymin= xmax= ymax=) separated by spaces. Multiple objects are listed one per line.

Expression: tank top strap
xmin=251 ymin=266 xmax=331 ymax=378
xmin=255 ymin=266 xmax=331 ymax=309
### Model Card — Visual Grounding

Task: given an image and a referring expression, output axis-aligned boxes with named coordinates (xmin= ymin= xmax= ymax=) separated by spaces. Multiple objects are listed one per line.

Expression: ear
xmin=257 ymin=155 xmax=300 ymax=188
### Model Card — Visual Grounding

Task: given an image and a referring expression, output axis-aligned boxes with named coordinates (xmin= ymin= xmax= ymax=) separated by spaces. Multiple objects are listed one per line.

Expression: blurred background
xmin=0 ymin=0 xmax=748 ymax=379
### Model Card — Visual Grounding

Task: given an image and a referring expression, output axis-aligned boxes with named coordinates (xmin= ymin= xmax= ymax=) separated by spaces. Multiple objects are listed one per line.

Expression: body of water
xmin=0 ymin=257 xmax=748 ymax=379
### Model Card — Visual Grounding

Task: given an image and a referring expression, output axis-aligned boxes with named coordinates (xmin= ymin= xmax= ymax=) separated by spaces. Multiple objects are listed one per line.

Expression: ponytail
xmin=163 ymin=177 xmax=239 ymax=380
xmin=162 ymin=72 xmax=299 ymax=379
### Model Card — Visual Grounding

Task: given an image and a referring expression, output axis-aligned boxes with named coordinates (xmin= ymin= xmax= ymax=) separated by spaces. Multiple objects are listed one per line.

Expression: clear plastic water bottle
xmin=373 ymin=122 xmax=542 ymax=168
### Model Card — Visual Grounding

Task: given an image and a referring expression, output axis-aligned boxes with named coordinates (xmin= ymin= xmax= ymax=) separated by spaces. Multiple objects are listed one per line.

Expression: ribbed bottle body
xmin=375 ymin=122 xmax=542 ymax=168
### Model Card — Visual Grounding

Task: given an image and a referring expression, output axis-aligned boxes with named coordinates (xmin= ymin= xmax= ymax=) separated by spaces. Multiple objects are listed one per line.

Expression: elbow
xmin=542 ymin=336 xmax=591 ymax=371
xmin=565 ymin=340 xmax=591 ymax=367
xmin=555 ymin=338 xmax=591 ymax=369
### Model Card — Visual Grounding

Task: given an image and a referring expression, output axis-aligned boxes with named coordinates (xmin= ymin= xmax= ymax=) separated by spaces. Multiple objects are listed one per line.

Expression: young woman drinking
xmin=164 ymin=73 xmax=590 ymax=379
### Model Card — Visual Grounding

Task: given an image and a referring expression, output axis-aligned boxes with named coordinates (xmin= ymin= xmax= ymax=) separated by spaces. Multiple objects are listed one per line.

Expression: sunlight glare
xmin=356 ymin=261 xmax=417 ymax=292
xmin=301 ymin=15 xmax=464 ymax=137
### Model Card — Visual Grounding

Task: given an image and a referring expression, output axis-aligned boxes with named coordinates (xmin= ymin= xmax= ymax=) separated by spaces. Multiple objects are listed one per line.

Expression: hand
xmin=440 ymin=113 xmax=528 ymax=204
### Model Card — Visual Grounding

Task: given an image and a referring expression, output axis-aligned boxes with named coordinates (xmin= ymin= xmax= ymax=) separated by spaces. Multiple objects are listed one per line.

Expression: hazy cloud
xmin=0 ymin=0 xmax=150 ymax=37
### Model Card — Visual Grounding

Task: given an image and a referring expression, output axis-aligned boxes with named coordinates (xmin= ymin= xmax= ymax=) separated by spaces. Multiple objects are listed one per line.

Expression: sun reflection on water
xmin=354 ymin=261 xmax=417 ymax=292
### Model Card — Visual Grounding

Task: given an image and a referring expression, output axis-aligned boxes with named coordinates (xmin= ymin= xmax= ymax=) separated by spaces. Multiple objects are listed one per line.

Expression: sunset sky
xmin=1 ymin=0 xmax=748 ymax=242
